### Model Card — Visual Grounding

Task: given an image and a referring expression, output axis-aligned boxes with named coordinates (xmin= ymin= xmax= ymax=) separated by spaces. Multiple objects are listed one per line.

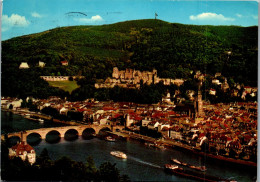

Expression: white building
xmin=19 ymin=62 xmax=30 ymax=69
xmin=9 ymin=141 xmax=36 ymax=165
xmin=39 ymin=61 xmax=45 ymax=67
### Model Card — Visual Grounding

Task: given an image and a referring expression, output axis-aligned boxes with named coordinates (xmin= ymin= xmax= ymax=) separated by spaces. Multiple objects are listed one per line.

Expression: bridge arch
xmin=45 ymin=130 xmax=61 ymax=143
xmin=64 ymin=129 xmax=79 ymax=141
xmin=27 ymin=133 xmax=42 ymax=145
xmin=98 ymin=127 xmax=112 ymax=135
xmin=82 ymin=128 xmax=96 ymax=139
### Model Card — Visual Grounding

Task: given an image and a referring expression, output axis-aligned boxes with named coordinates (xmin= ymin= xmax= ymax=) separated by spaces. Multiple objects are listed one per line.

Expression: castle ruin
xmin=95 ymin=67 xmax=184 ymax=89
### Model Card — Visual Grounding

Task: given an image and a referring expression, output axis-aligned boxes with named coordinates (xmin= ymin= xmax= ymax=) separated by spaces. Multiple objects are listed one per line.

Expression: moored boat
xmin=105 ymin=136 xmax=115 ymax=142
xmin=110 ymin=151 xmax=127 ymax=159
xmin=171 ymin=158 xmax=206 ymax=171
xmin=171 ymin=158 xmax=188 ymax=166
xmin=38 ymin=119 xmax=44 ymax=124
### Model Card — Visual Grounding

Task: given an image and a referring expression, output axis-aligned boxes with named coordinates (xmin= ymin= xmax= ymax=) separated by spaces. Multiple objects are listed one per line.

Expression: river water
xmin=1 ymin=111 xmax=256 ymax=181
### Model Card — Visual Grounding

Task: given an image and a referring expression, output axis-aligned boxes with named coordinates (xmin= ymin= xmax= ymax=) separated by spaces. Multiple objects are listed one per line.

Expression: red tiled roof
xmin=11 ymin=142 xmax=35 ymax=155
xmin=103 ymin=107 xmax=117 ymax=111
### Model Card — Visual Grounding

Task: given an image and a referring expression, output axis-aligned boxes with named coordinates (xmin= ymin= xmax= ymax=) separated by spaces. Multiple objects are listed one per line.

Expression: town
xmin=2 ymin=77 xmax=257 ymax=165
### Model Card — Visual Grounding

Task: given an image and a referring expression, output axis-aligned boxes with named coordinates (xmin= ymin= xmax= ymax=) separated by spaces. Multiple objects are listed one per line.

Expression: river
xmin=1 ymin=111 xmax=256 ymax=181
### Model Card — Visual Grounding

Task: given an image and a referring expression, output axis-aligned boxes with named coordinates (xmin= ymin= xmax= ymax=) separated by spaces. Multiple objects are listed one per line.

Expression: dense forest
xmin=2 ymin=19 xmax=258 ymax=102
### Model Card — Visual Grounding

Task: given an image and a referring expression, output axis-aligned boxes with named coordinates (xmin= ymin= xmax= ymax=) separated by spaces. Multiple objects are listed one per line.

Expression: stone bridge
xmin=2 ymin=124 xmax=124 ymax=142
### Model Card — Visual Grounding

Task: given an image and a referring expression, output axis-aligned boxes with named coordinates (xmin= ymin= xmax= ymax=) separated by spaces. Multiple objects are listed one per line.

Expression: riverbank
xmin=115 ymin=130 xmax=257 ymax=169
xmin=2 ymin=108 xmax=81 ymax=126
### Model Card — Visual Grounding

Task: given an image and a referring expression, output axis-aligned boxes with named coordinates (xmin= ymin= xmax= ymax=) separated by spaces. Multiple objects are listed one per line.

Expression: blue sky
xmin=1 ymin=0 xmax=258 ymax=40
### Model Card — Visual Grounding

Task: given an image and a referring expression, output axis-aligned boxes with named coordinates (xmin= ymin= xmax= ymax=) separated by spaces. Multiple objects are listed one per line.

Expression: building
xmin=194 ymin=91 xmax=204 ymax=117
xmin=209 ymin=88 xmax=216 ymax=95
xmin=95 ymin=67 xmax=184 ymax=89
xmin=9 ymin=141 xmax=36 ymax=165
xmin=61 ymin=60 xmax=69 ymax=66
xmin=19 ymin=62 xmax=29 ymax=69
xmin=40 ymin=76 xmax=84 ymax=81
xmin=39 ymin=61 xmax=45 ymax=67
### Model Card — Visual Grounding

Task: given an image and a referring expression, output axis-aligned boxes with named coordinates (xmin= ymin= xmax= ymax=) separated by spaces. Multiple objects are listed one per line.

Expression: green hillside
xmin=48 ymin=81 xmax=79 ymax=94
xmin=1 ymin=19 xmax=258 ymax=100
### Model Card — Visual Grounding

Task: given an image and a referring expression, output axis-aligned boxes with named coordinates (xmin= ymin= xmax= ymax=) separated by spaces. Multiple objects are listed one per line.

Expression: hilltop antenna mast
xmin=155 ymin=12 xmax=158 ymax=20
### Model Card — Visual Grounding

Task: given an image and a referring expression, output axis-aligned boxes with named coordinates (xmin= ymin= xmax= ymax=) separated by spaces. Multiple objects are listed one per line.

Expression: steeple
xmin=195 ymin=80 xmax=204 ymax=117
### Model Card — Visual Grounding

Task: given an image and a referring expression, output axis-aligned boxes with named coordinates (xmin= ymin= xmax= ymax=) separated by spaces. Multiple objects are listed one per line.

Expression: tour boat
xmin=110 ymin=151 xmax=127 ymax=159
xmin=164 ymin=164 xmax=182 ymax=170
xmin=188 ymin=165 xmax=206 ymax=172
xmin=105 ymin=136 xmax=115 ymax=142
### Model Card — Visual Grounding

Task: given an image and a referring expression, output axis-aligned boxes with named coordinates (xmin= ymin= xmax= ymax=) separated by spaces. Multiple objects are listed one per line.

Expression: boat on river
xmin=164 ymin=164 xmax=231 ymax=182
xmin=105 ymin=136 xmax=115 ymax=142
xmin=145 ymin=142 xmax=166 ymax=150
xmin=171 ymin=158 xmax=206 ymax=172
xmin=110 ymin=151 xmax=127 ymax=159
xmin=38 ymin=119 xmax=44 ymax=124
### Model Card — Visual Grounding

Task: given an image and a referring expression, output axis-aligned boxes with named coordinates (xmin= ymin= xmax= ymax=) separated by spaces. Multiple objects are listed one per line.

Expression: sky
xmin=1 ymin=0 xmax=258 ymax=40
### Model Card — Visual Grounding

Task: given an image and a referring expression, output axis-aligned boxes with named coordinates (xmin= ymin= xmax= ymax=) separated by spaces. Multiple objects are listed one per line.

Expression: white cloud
xmin=76 ymin=15 xmax=103 ymax=23
xmin=2 ymin=14 xmax=30 ymax=32
xmin=236 ymin=14 xmax=243 ymax=18
xmin=31 ymin=12 xmax=43 ymax=18
xmin=190 ymin=12 xmax=235 ymax=22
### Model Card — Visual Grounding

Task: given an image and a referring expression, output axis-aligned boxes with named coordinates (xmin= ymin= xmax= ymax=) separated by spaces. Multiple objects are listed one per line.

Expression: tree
xmin=99 ymin=162 xmax=120 ymax=182
xmin=41 ymin=107 xmax=59 ymax=118
xmin=86 ymin=156 xmax=97 ymax=174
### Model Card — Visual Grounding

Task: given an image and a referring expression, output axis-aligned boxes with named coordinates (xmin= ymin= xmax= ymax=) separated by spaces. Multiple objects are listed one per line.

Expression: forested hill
xmin=2 ymin=19 xmax=258 ymax=99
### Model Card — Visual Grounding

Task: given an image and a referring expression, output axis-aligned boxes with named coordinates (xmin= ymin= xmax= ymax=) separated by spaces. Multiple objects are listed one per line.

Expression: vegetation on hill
xmin=1 ymin=19 xmax=257 ymax=102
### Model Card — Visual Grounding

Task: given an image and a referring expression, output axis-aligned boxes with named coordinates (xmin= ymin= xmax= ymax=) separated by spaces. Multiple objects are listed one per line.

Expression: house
xmin=142 ymin=117 xmax=152 ymax=126
xmin=169 ymin=127 xmax=182 ymax=140
xmin=244 ymin=86 xmax=252 ymax=93
xmin=212 ymin=79 xmax=221 ymax=85
xmin=147 ymin=121 xmax=159 ymax=130
xmin=209 ymin=88 xmax=216 ymax=95
xmin=5 ymin=99 xmax=23 ymax=110
xmin=61 ymin=60 xmax=69 ymax=66
xmin=60 ymin=107 xmax=69 ymax=115
xmin=9 ymin=141 xmax=36 ymax=165
xmin=19 ymin=62 xmax=29 ymax=69
xmin=162 ymin=92 xmax=172 ymax=104
xmin=231 ymin=89 xmax=239 ymax=97
xmin=186 ymin=90 xmax=195 ymax=100
xmin=39 ymin=61 xmax=45 ymax=67
xmin=215 ymin=73 xmax=221 ymax=77
xmin=158 ymin=122 xmax=170 ymax=132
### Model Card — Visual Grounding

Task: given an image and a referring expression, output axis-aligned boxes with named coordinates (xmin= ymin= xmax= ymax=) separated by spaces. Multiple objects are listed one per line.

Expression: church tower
xmin=195 ymin=81 xmax=204 ymax=117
